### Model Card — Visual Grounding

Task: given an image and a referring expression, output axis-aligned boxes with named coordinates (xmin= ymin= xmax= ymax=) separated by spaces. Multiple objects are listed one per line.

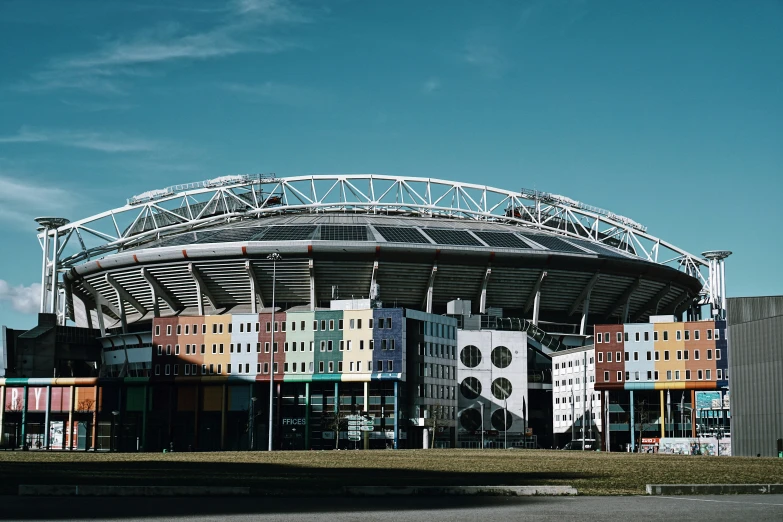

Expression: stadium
xmin=0 ymin=174 xmax=725 ymax=452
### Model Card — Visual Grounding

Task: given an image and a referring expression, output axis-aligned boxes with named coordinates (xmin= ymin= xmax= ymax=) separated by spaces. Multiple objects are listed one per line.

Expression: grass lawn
xmin=0 ymin=449 xmax=781 ymax=496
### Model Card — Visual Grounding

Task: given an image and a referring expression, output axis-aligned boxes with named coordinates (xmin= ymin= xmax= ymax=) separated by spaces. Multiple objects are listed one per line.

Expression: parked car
xmin=562 ymin=439 xmax=597 ymax=450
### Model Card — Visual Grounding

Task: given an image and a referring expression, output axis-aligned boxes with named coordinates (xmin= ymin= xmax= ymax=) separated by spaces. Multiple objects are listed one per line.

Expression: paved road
xmin=2 ymin=494 xmax=783 ymax=521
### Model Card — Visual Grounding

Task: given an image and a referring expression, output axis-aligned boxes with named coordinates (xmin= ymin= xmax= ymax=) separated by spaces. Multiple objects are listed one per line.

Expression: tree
xmin=323 ymin=395 xmax=346 ymax=449
xmin=424 ymin=403 xmax=446 ymax=448
xmin=635 ymin=398 xmax=656 ymax=452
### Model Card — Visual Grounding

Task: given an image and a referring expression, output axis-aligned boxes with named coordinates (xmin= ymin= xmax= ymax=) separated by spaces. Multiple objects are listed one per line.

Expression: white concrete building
xmin=551 ymin=345 xmax=601 ymax=447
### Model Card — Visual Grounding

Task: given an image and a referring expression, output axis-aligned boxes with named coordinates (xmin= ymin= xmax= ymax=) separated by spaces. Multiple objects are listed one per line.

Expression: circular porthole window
xmin=491 ymin=346 xmax=512 ymax=368
xmin=460 ymin=345 xmax=482 ymax=368
xmin=460 ymin=377 xmax=482 ymax=400
xmin=459 ymin=408 xmax=482 ymax=431
xmin=491 ymin=377 xmax=512 ymax=400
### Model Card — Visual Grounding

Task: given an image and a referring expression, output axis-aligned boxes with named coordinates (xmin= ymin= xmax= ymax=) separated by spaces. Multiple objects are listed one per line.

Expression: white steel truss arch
xmin=37 ymin=174 xmax=725 ymax=320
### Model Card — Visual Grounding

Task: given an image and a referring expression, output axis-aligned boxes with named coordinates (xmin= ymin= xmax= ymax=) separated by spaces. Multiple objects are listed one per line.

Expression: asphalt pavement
xmin=2 ymin=494 xmax=783 ymax=521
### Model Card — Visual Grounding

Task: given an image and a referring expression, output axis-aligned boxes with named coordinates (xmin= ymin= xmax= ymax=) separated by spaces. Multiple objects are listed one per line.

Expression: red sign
xmin=641 ymin=437 xmax=660 ymax=444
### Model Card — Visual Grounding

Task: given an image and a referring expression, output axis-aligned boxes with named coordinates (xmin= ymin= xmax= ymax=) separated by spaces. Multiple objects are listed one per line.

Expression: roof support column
xmin=370 ymin=261 xmax=379 ymax=300
xmin=632 ymin=284 xmax=671 ymax=322
xmin=106 ymin=274 xmax=148 ymax=318
xmin=189 ymin=263 xmax=217 ymax=316
xmin=142 ymin=267 xmax=183 ymax=316
xmin=478 ymin=266 xmax=492 ymax=314
xmin=423 ymin=263 xmax=438 ymax=314
xmin=309 ymin=258 xmax=316 ymax=311
xmin=580 ymin=291 xmax=592 ymax=336
xmin=524 ymin=271 xmax=547 ymax=326
xmin=245 ymin=261 xmax=264 ymax=314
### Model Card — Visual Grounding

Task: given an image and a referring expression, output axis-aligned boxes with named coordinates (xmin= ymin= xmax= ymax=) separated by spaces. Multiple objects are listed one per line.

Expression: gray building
xmin=727 ymin=296 xmax=783 ymax=457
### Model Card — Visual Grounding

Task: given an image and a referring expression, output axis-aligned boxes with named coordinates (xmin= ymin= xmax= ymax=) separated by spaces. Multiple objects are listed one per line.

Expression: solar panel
xmin=194 ymin=227 xmax=265 ymax=244
xmin=518 ymin=233 xmax=585 ymax=253
xmin=374 ymin=226 xmax=431 ymax=244
xmin=258 ymin=225 xmax=317 ymax=241
xmin=571 ymin=240 xmax=631 ymax=259
xmin=423 ymin=229 xmax=483 ymax=246
xmin=319 ymin=225 xmax=368 ymax=242
xmin=474 ymin=231 xmax=530 ymax=249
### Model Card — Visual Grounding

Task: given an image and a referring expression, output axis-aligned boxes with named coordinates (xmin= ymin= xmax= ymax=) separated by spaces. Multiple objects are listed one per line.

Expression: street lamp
xmin=110 ymin=410 xmax=120 ymax=452
xmin=249 ymin=396 xmax=257 ymax=450
xmin=503 ymin=398 xmax=507 ymax=450
xmin=267 ymin=252 xmax=281 ymax=452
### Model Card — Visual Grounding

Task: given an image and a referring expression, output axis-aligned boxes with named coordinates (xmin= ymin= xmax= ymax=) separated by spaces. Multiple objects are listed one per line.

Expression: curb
xmin=646 ymin=484 xmax=783 ymax=495
xmin=18 ymin=484 xmax=577 ymax=497
xmin=342 ymin=486 xmax=577 ymax=496
xmin=18 ymin=485 xmax=251 ymax=497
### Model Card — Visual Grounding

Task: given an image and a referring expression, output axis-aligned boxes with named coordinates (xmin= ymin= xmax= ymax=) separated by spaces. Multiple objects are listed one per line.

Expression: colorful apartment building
xmin=593 ymin=316 xmax=728 ymax=451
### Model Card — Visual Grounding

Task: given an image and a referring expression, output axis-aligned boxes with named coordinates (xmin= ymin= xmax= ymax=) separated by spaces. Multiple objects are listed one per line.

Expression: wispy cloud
xmin=222 ymin=81 xmax=328 ymax=108
xmin=422 ymin=77 xmax=441 ymax=94
xmin=463 ymin=38 xmax=507 ymax=78
xmin=0 ymin=173 xmax=77 ymax=229
xmin=0 ymin=126 xmax=159 ymax=153
xmin=0 ymin=280 xmax=41 ymax=315
xmin=14 ymin=0 xmax=312 ymax=95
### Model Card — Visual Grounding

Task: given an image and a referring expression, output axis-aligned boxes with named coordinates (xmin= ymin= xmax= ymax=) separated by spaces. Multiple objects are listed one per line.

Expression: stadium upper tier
xmin=49 ymin=175 xmax=709 ymax=329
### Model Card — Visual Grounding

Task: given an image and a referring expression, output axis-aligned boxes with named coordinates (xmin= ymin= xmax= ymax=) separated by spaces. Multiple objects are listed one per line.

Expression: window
xmin=635 ymin=332 xmax=640 ymax=342
xmin=634 ymin=352 xmax=639 ymax=361
xmin=369 ymin=339 xmax=374 ymax=350
xmin=684 ymin=330 xmax=690 ymax=341
xmin=707 ymin=329 xmax=713 ymax=340
xmin=617 ymin=371 xmax=623 ymax=381
xmin=625 ymin=371 xmax=630 ymax=381
xmin=301 ymin=321 xmax=305 ymax=331
xmin=388 ymin=318 xmax=393 ymax=329
xmin=646 ymin=371 xmax=652 ymax=380
xmin=604 ymin=371 xmax=609 ymax=381
xmin=227 ymin=323 xmax=232 ymax=333
xmin=155 ymin=325 xmax=161 ymax=336
xmin=230 ymin=344 xmax=235 ymax=354
xmin=697 ymin=369 xmax=703 ymax=380
xmin=694 ymin=349 xmax=700 ymax=360
xmin=309 ymin=362 xmax=314 ymax=373
xmin=320 ymin=341 xmax=325 ymax=352
xmin=705 ymin=369 xmax=711 ymax=380
xmin=655 ymin=351 xmax=660 ymax=361
xmin=219 ymin=344 xmax=224 ymax=354
xmin=666 ymin=370 xmax=672 ymax=380
xmin=597 ymin=334 xmax=602 ymax=344
xmin=338 ymin=319 xmax=344 ymax=330
xmin=716 ymin=349 xmax=721 ymax=360
xmin=328 ymin=361 xmax=334 ymax=373
xmin=635 ymin=371 xmax=639 ymax=381
xmin=239 ymin=323 xmax=244 ymax=333
xmin=212 ymin=344 xmax=217 ymax=354
xmin=166 ymin=325 xmax=172 ymax=336
xmin=339 ymin=340 xmax=345 ymax=351
xmin=715 ymin=329 xmax=720 ymax=340
xmin=266 ymin=322 xmax=271 ymax=332
xmin=654 ymin=331 xmax=659 ymax=341
xmin=597 ymin=352 xmax=603 ymax=363
xmin=717 ymin=369 xmax=723 ymax=380
xmin=347 ymin=340 xmax=352 ymax=351
xmin=685 ymin=370 xmax=691 ymax=380
xmin=327 ymin=340 xmax=333 ymax=351
xmin=155 ymin=364 xmax=160 ymax=376
xmin=166 ymin=345 xmax=171 ymax=356
xmin=319 ymin=361 xmax=324 ymax=373
xmin=313 ymin=320 xmax=318 ymax=331
xmin=338 ymin=361 xmax=343 ymax=372
xmin=604 ymin=332 xmax=610 ymax=343
xmin=694 ymin=330 xmax=700 ymax=340
xmin=281 ymin=321 xmax=286 ymax=332
xmin=707 ymin=349 xmax=713 ymax=360
xmin=165 ymin=364 xmax=171 ymax=376
xmin=273 ymin=342 xmax=278 ymax=353
xmin=175 ymin=344 xmax=180 ymax=355
xmin=185 ymin=365 xmax=190 ymax=376
xmin=616 ymin=351 xmax=621 ymax=362
xmin=329 ymin=320 xmax=335 ymax=330
xmin=644 ymin=331 xmax=649 ymax=342
xmin=157 ymin=345 xmax=163 ymax=356
xmin=263 ymin=363 xmax=269 ymax=374
xmin=624 ymin=352 xmax=630 ymax=362
xmin=274 ymin=322 xmax=279 ymax=332
xmin=217 ymin=364 xmax=222 ymax=374
xmin=663 ymin=331 xmax=669 ymax=341
xmin=257 ymin=363 xmax=261 ymax=373
xmin=654 ymin=371 xmax=659 ymax=380
xmin=273 ymin=362 xmax=278 ymax=373
xmin=646 ymin=351 xmax=651 ymax=361
xmin=684 ymin=350 xmax=689 ymax=360
xmin=290 ymin=321 xmax=295 ymax=331
xmin=284 ymin=363 xmax=289 ymax=373
xmin=227 ymin=363 xmax=232 ymax=374
xmin=285 ymin=342 xmax=289 ymax=352
xmin=201 ymin=344 xmax=205 ymax=354
xmin=607 ymin=352 xmax=612 ymax=363
xmin=321 ymin=320 xmax=326 ymax=330
xmin=265 ymin=342 xmax=270 ymax=353
xmin=664 ymin=350 xmax=670 ymax=361
xmin=677 ymin=350 xmax=682 ymax=360
xmin=202 ymin=324 xmax=207 ymax=334
xmin=368 ymin=318 xmax=374 ymax=329
xmin=358 ymin=318 xmax=363 ymax=329
xmin=202 ymin=364 xmax=207 ymax=375
xmin=676 ymin=330 xmax=682 ymax=341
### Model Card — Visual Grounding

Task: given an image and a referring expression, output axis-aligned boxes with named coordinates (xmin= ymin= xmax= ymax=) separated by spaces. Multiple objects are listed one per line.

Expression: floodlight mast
xmin=702 ymin=251 xmax=732 ymax=320
xmin=34 ymin=217 xmax=70 ymax=322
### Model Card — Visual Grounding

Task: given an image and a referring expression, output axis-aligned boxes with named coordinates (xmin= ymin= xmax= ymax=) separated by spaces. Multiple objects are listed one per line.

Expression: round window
xmin=460 ymin=377 xmax=482 ymax=400
xmin=491 ymin=377 xmax=513 ymax=400
xmin=459 ymin=408 xmax=482 ymax=431
xmin=460 ymin=345 xmax=482 ymax=368
xmin=491 ymin=346 xmax=512 ymax=368
xmin=491 ymin=408 xmax=514 ymax=431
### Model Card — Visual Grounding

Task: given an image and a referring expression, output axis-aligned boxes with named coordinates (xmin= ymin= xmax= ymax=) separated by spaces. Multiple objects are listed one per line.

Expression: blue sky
xmin=0 ymin=0 xmax=781 ymax=329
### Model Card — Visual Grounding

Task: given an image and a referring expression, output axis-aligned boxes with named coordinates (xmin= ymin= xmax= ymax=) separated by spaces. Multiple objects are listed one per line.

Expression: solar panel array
xmin=571 ymin=240 xmax=630 ymax=259
xmin=519 ymin=233 xmax=585 ymax=253
xmin=319 ymin=225 xmax=368 ymax=242
xmin=193 ymin=227 xmax=264 ymax=244
xmin=259 ymin=225 xmax=317 ymax=241
xmin=374 ymin=226 xmax=431 ymax=244
xmin=423 ymin=229 xmax=483 ymax=246
xmin=474 ymin=231 xmax=530 ymax=249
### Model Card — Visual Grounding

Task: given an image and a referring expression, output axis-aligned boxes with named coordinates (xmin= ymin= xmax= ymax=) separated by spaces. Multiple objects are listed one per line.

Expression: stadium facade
xmin=0 ymin=174 xmax=729 ymax=451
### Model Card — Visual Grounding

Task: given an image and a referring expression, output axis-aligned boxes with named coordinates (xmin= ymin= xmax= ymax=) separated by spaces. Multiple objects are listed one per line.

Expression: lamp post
xmin=503 ymin=398 xmax=507 ymax=449
xmin=267 ymin=253 xmax=281 ymax=451
xmin=110 ymin=410 xmax=119 ymax=452
xmin=477 ymin=402 xmax=485 ymax=449
xmin=249 ymin=396 xmax=257 ymax=450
